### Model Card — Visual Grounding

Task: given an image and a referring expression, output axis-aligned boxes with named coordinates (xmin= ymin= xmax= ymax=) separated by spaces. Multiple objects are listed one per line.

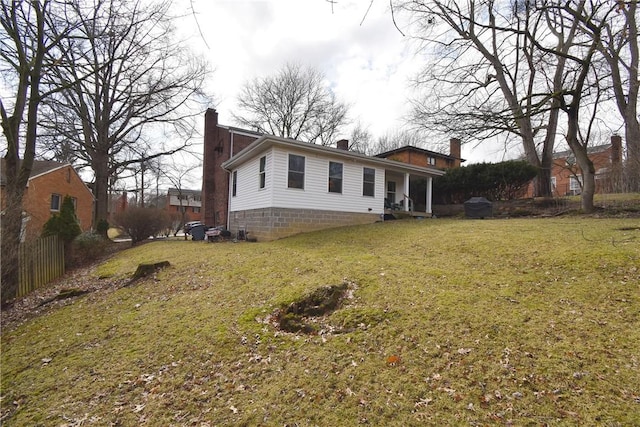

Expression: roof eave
xmin=222 ymin=136 xmax=446 ymax=176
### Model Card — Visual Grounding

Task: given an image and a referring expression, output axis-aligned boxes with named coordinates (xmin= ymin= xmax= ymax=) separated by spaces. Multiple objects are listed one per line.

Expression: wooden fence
xmin=18 ymin=235 xmax=65 ymax=297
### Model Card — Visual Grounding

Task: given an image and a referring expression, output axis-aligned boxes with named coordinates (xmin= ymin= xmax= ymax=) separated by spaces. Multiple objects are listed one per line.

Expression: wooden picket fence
xmin=18 ymin=235 xmax=65 ymax=297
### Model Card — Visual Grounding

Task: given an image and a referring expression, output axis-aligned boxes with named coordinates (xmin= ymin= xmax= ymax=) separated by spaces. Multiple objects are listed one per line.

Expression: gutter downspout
xmin=227 ymin=131 xmax=235 ymax=231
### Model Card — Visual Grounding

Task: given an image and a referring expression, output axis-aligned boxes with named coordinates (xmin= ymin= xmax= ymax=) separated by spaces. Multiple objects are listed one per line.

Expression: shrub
xmin=42 ymin=195 xmax=82 ymax=244
xmin=96 ymin=219 xmax=109 ymax=235
xmin=113 ymin=207 xmax=171 ymax=245
xmin=68 ymin=231 xmax=111 ymax=267
xmin=434 ymin=160 xmax=538 ymax=203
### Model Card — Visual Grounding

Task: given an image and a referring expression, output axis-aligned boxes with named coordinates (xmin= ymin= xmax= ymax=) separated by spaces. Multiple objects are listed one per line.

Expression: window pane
xmin=50 ymin=194 xmax=61 ymax=210
xmin=329 ymin=161 xmax=343 ymax=193
xmin=289 ymin=154 xmax=305 ymax=172
xmin=288 ymin=155 xmax=305 ymax=189
xmin=259 ymin=156 xmax=266 ymax=189
xmin=363 ymin=168 xmax=375 ymax=197
xmin=386 ymin=181 xmax=396 ymax=202
xmin=232 ymin=171 xmax=238 ymax=196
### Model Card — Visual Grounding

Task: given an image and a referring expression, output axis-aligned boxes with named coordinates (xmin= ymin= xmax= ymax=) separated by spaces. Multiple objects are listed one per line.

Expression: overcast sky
xmin=177 ymin=0 xmax=504 ymax=164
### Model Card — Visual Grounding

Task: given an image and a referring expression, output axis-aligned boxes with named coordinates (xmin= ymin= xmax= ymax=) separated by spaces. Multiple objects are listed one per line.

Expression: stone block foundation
xmin=229 ymin=208 xmax=380 ymax=241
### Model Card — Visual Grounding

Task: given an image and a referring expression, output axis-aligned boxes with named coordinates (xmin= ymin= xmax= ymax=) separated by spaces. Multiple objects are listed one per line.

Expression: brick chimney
xmin=611 ymin=134 xmax=622 ymax=164
xmin=449 ymin=138 xmax=461 ymax=159
xmin=336 ymin=139 xmax=349 ymax=150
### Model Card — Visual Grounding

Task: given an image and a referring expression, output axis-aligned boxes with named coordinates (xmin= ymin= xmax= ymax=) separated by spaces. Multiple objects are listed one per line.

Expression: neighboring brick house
xmin=107 ymin=191 xmax=129 ymax=223
xmin=525 ymin=135 xmax=623 ymax=197
xmin=1 ymin=159 xmax=95 ymax=239
xmin=165 ymin=187 xmax=203 ymax=223
xmin=375 ymin=138 xmax=465 ymax=170
xmin=202 ymin=108 xmax=262 ymax=227
xmin=374 ymin=139 xmax=465 ymax=211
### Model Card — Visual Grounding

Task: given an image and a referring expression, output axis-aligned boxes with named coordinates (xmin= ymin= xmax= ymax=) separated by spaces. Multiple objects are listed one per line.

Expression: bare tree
xmin=0 ymin=0 xmax=80 ymax=301
xmin=530 ymin=1 xmax=621 ymax=212
xmin=598 ymin=1 xmax=639 ymax=190
xmin=402 ymin=0 xmax=563 ymax=197
xmin=348 ymin=121 xmax=373 ymax=154
xmin=233 ymin=63 xmax=349 ymax=146
xmin=38 ymin=0 xmax=211 ymax=232
xmin=367 ymin=128 xmax=431 ymax=155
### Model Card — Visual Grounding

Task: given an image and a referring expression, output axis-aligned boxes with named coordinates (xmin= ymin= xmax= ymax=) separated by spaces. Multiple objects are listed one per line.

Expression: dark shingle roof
xmin=0 ymin=158 xmax=68 ymax=185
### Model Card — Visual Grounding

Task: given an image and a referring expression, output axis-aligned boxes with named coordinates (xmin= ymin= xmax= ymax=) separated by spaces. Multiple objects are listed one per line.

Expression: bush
xmin=434 ymin=160 xmax=538 ymax=203
xmin=96 ymin=219 xmax=109 ymax=235
xmin=42 ymin=195 xmax=82 ymax=244
xmin=113 ymin=207 xmax=171 ymax=245
xmin=68 ymin=231 xmax=111 ymax=267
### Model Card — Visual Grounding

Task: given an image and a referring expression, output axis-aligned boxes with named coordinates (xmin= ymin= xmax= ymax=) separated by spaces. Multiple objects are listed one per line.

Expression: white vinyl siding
xmin=269 ymin=147 xmax=385 ymax=213
xmin=228 ymin=151 xmax=273 ymax=211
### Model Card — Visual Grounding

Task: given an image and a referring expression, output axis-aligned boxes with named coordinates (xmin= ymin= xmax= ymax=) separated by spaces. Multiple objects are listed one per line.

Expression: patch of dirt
xmin=268 ymin=281 xmax=358 ymax=335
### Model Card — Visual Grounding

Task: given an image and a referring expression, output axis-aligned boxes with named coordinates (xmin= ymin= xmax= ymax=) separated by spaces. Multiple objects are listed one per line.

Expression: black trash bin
xmin=190 ymin=224 xmax=206 ymax=241
xmin=464 ymin=197 xmax=493 ymax=219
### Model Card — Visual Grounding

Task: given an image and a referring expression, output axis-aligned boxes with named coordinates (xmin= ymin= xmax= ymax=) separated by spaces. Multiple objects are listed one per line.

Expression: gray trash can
xmin=464 ymin=197 xmax=493 ymax=219
xmin=190 ymin=224 xmax=206 ymax=241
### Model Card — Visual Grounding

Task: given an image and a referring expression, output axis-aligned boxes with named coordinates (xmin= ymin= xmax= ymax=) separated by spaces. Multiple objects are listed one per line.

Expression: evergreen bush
xmin=434 ymin=160 xmax=538 ymax=203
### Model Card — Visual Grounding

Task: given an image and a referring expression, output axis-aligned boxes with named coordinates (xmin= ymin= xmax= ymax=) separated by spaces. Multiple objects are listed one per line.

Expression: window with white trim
xmin=570 ymin=175 xmax=582 ymax=192
xmin=259 ymin=156 xmax=266 ymax=189
xmin=328 ymin=161 xmax=343 ymax=193
xmin=50 ymin=194 xmax=61 ymax=211
xmin=288 ymin=154 xmax=305 ymax=189
xmin=363 ymin=168 xmax=375 ymax=197
xmin=386 ymin=181 xmax=396 ymax=203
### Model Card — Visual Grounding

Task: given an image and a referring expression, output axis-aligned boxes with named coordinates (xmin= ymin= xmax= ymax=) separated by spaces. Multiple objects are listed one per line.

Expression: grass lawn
xmin=2 ymin=216 xmax=639 ymax=425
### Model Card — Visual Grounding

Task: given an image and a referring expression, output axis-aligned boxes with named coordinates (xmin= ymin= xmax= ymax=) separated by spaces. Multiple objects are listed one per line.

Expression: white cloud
xmin=176 ymin=0 xmax=485 ymax=162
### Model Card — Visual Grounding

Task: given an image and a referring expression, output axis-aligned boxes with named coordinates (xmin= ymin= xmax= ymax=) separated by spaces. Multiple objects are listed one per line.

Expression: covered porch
xmin=383 ymin=170 xmax=436 ymax=217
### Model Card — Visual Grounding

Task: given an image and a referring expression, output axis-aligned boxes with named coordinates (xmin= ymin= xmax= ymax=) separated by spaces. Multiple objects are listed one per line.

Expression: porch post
xmin=426 ymin=176 xmax=433 ymax=215
xmin=403 ymin=173 xmax=410 ymax=211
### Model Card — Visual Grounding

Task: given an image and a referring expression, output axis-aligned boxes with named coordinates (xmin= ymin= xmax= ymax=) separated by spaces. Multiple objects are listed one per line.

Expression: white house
xmin=221 ymin=136 xmax=445 ymax=241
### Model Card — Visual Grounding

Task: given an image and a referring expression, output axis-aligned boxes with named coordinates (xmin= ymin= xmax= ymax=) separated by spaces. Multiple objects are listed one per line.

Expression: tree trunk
xmin=93 ymin=153 xmax=110 ymax=237
xmin=566 ymin=110 xmax=595 ymax=213
xmin=624 ymin=116 xmax=640 ymax=192
xmin=1 ymin=184 xmax=26 ymax=303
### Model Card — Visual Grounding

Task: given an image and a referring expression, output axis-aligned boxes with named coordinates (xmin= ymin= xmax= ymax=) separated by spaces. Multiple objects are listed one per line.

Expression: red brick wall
xmin=551 ymin=148 xmax=614 ymax=196
xmin=20 ymin=165 xmax=94 ymax=238
xmin=524 ymin=144 xmax=618 ymax=197
xmin=202 ymin=109 xmax=258 ymax=227
xmin=387 ymin=150 xmax=457 ymax=169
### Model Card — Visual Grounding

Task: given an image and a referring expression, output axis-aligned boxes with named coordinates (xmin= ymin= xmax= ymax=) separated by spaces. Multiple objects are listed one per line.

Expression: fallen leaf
xmin=386 ymin=355 xmax=401 ymax=365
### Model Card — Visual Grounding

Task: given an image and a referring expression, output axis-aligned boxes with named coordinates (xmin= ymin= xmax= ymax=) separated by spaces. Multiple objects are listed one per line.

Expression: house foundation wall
xmin=229 ymin=207 xmax=380 ymax=241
